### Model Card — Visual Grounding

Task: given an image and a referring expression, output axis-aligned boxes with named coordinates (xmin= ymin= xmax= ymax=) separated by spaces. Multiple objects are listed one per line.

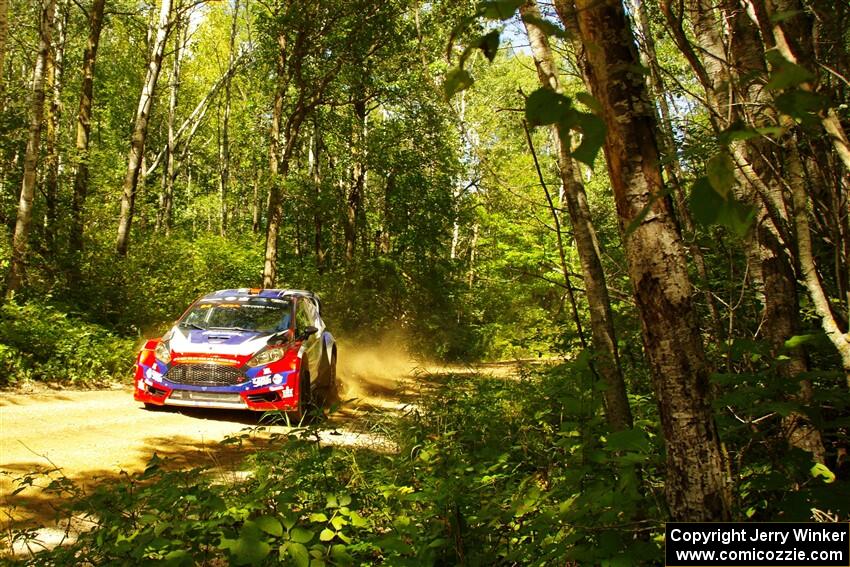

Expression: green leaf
xmin=784 ymin=333 xmax=819 ymax=349
xmin=281 ymin=512 xmax=297 ymax=531
xmin=348 ymin=510 xmax=367 ymax=528
xmin=575 ymin=92 xmax=602 ymax=113
xmin=163 ymin=549 xmax=191 ymax=566
xmin=480 ymin=0 xmax=523 ymax=19
xmin=706 ymin=152 xmax=736 ymax=197
xmin=810 ymin=463 xmax=836 ymax=483
xmin=319 ymin=528 xmax=335 ymax=542
xmin=524 ymin=88 xmax=572 ymax=126
xmin=443 ymin=68 xmax=474 ymax=99
xmin=290 ymin=527 xmax=314 ymax=544
xmin=284 ymin=542 xmax=310 ymax=567
xmin=765 ymin=51 xmax=814 ymax=90
xmin=338 ymin=493 xmax=352 ymax=507
xmin=775 ymin=90 xmax=827 ymax=124
xmin=571 ymin=112 xmax=606 ymax=167
xmin=604 ymin=429 xmax=649 ymax=452
xmin=716 ymin=197 xmax=755 ymax=237
xmin=255 ymin=515 xmax=283 ymax=537
xmin=330 ymin=544 xmax=354 ymax=564
xmin=331 ymin=515 xmax=348 ymax=530
xmin=475 ymin=30 xmax=501 ymax=62
xmin=308 ymin=512 xmax=327 ymax=522
xmin=220 ymin=533 xmax=271 ymax=565
xmin=690 ymin=177 xmax=724 ymax=226
xmin=520 ymin=13 xmax=569 ymax=40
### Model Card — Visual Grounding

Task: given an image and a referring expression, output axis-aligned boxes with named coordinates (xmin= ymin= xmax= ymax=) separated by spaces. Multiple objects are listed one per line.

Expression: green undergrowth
xmin=0 ymin=300 xmax=136 ymax=387
xmin=6 ymin=357 xmax=847 ymax=565
xmin=6 ymin=361 xmax=666 ymax=566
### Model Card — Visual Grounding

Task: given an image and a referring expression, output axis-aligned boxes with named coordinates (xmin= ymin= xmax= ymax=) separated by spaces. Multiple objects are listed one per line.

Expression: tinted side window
xmin=295 ymin=301 xmax=312 ymax=333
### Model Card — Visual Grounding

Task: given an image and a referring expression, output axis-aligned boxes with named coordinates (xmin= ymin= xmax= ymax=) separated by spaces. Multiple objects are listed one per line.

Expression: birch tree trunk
xmin=218 ymin=0 xmax=239 ymax=236
xmin=263 ymin=32 xmax=287 ymax=288
xmin=69 ymin=0 xmax=106 ymax=259
xmin=521 ymin=0 xmax=632 ymax=431
xmin=5 ymin=0 xmax=56 ymax=297
xmin=115 ymin=0 xmax=172 ymax=256
xmin=157 ymin=11 xmax=185 ymax=234
xmin=630 ymin=0 xmax=722 ymax=340
xmin=43 ymin=0 xmax=67 ymax=250
xmin=568 ymin=0 xmax=731 ymax=521
xmin=664 ymin=0 xmax=825 ymax=460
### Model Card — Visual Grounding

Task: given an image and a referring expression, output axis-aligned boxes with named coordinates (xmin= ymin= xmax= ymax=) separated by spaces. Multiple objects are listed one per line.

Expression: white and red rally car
xmin=134 ymin=288 xmax=336 ymax=418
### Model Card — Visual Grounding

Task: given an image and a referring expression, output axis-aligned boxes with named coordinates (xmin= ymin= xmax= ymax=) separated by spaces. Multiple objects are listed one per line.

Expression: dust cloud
xmin=334 ymin=332 xmax=424 ymax=413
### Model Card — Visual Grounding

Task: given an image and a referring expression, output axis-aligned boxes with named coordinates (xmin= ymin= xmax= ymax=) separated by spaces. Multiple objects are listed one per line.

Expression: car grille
xmin=166 ymin=364 xmax=245 ymax=387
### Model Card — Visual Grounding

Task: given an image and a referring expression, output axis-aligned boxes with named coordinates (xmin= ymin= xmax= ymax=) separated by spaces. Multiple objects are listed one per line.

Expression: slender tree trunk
xmin=521 ymin=0 xmax=632 ymax=431
xmin=309 ymin=120 xmax=325 ymax=272
xmin=631 ymin=0 xmax=722 ymax=340
xmin=218 ymin=0 xmax=239 ymax=236
xmin=115 ymin=0 xmax=172 ymax=256
xmin=0 ymin=0 xmax=7 ymax=89
xmin=69 ymin=0 xmax=105 ymax=260
xmin=43 ymin=0 xmax=66 ymax=250
xmin=5 ymin=0 xmax=56 ymax=297
xmin=252 ymin=170 xmax=261 ymax=233
xmin=345 ymin=98 xmax=367 ymax=263
xmin=158 ymin=11 xmax=184 ymax=234
xmin=263 ymin=32 xmax=287 ymax=288
xmin=568 ymin=0 xmax=731 ymax=521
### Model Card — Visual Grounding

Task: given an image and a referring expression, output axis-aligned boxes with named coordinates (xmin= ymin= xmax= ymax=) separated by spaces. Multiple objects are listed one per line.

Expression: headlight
xmin=246 ymin=346 xmax=286 ymax=368
xmin=154 ymin=341 xmax=171 ymax=364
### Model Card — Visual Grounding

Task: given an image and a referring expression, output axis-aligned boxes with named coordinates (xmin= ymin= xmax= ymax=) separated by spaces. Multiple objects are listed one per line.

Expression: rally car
xmin=134 ymin=288 xmax=337 ymax=418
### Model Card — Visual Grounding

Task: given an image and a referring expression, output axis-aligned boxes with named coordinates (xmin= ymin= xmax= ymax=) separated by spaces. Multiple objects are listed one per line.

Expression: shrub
xmin=0 ymin=300 xmax=136 ymax=386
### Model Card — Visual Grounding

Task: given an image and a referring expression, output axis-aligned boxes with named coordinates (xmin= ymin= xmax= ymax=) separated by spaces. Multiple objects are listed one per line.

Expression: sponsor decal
xmin=272 ymin=373 xmax=284 ymax=385
xmin=269 ymin=386 xmax=294 ymax=398
xmin=252 ymin=375 xmax=272 ymax=387
xmin=145 ymin=368 xmax=163 ymax=382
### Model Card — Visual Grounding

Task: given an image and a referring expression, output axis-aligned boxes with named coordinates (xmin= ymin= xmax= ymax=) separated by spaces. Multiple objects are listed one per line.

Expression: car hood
xmin=167 ymin=327 xmax=272 ymax=358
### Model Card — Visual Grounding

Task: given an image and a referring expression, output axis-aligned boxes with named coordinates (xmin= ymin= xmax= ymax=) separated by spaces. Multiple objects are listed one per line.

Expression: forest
xmin=0 ymin=0 xmax=849 ymax=564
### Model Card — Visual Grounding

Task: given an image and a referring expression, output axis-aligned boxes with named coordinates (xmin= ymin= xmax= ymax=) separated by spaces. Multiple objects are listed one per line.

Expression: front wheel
xmin=289 ymin=363 xmax=311 ymax=424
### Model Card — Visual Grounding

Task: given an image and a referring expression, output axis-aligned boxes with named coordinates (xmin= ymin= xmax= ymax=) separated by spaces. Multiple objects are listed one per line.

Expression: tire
xmin=290 ymin=362 xmax=311 ymax=424
xmin=317 ymin=347 xmax=338 ymax=407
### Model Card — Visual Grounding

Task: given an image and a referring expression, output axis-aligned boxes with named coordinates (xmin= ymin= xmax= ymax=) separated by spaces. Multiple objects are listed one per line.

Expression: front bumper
xmin=133 ymin=364 xmax=299 ymax=412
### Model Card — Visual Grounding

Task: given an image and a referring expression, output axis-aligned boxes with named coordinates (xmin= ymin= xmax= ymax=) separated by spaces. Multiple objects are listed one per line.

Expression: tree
xmin=261 ymin=0 xmax=391 ymax=286
xmin=565 ymin=0 xmax=731 ymax=520
xmin=69 ymin=0 xmax=106 ymax=260
xmin=520 ymin=0 xmax=632 ymax=432
xmin=115 ymin=0 xmax=172 ymax=256
xmin=5 ymin=0 xmax=56 ymax=297
xmin=217 ymin=0 xmax=239 ymax=235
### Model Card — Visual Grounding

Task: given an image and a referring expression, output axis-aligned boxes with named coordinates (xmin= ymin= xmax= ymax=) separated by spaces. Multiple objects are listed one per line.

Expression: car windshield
xmin=178 ymin=297 xmax=291 ymax=333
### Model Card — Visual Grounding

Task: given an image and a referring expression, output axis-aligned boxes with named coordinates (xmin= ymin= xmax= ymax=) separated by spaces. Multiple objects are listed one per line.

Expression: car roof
xmin=203 ymin=288 xmax=319 ymax=301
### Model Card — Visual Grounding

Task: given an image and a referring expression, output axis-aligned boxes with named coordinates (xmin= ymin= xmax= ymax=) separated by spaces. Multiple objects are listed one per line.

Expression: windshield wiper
xmin=179 ymin=322 xmax=207 ymax=330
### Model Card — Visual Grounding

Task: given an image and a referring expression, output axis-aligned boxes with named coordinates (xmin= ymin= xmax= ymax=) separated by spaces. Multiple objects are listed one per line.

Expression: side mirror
xmin=268 ymin=329 xmax=291 ymax=344
xmin=299 ymin=326 xmax=318 ymax=340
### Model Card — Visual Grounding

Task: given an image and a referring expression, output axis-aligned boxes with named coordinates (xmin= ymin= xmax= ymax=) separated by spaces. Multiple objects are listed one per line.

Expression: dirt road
xmin=0 ymin=343 xmax=521 ymax=557
xmin=0 ymin=343 xmax=436 ymax=542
